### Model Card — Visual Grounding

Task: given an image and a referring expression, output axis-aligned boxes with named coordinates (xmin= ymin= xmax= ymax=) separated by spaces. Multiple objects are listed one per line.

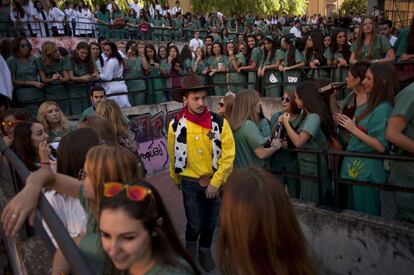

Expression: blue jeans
xmin=181 ymin=179 xmax=220 ymax=248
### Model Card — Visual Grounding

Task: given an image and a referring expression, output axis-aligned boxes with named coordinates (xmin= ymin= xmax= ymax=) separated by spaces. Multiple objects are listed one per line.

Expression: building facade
xmin=306 ymin=0 xmax=344 ymax=16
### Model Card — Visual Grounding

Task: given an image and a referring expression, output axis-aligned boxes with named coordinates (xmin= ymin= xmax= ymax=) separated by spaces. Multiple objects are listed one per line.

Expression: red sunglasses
xmin=103 ymin=182 xmax=152 ymax=201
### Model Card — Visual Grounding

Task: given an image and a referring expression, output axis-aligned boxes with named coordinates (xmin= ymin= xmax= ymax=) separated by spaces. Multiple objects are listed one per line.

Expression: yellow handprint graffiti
xmin=347 ymin=160 xmax=365 ymax=178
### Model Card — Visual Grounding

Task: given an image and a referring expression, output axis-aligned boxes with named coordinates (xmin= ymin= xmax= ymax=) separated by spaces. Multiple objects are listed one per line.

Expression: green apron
xmin=64 ymin=55 xmax=91 ymax=115
xmin=247 ymin=47 xmax=262 ymax=90
xmin=282 ymin=49 xmax=304 ymax=90
xmin=147 ymin=64 xmax=165 ymax=104
xmin=270 ymin=112 xmax=302 ymax=198
xmin=297 ymin=113 xmax=330 ymax=204
xmin=389 ymin=83 xmax=414 ymax=222
xmin=95 ymin=11 xmax=110 ymax=39
xmin=7 ymin=56 xmax=43 ymax=115
xmin=190 ymin=59 xmax=208 ymax=84
xmin=228 ymin=53 xmax=246 ymax=93
xmin=208 ymin=55 xmax=231 ymax=96
xmin=111 ymin=10 xmax=127 ymax=39
xmin=260 ymin=49 xmax=283 ymax=97
xmin=151 ymin=17 xmax=163 ymax=41
xmin=125 ymin=57 xmax=146 ymax=106
xmin=36 ymin=57 xmax=70 ymax=115
xmin=173 ymin=17 xmax=182 ymax=41
xmin=340 ymin=102 xmax=392 ymax=215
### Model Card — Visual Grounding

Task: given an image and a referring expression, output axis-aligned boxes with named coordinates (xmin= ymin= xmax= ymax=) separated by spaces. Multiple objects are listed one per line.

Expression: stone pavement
xmin=147 ymin=171 xmax=221 ymax=275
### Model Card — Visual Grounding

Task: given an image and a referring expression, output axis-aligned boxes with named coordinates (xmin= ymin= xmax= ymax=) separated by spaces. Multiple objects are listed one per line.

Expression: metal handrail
xmin=0 ymin=138 xmax=94 ymax=275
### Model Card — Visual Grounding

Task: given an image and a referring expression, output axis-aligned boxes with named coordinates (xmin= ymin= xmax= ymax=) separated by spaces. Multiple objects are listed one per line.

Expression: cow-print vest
xmin=172 ymin=112 xmax=223 ymax=174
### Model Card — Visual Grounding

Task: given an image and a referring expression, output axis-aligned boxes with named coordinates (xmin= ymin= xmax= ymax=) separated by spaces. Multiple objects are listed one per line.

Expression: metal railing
xmin=0 ymin=19 xmax=340 ymax=40
xmin=12 ymin=60 xmax=414 ymax=116
xmin=272 ymin=147 xmax=414 ymax=214
xmin=0 ymin=138 xmax=94 ymax=275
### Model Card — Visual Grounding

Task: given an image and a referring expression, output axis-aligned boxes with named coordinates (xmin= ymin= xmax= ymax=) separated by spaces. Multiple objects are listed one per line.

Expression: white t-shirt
xmin=289 ymin=26 xmax=302 ymax=38
xmin=389 ymin=35 xmax=397 ymax=47
xmin=0 ymin=55 xmax=12 ymax=99
xmin=189 ymin=38 xmax=204 ymax=53
xmin=100 ymin=58 xmax=131 ymax=108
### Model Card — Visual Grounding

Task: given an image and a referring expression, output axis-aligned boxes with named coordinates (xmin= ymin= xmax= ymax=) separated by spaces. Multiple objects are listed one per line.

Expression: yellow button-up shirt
xmin=167 ymin=117 xmax=235 ymax=188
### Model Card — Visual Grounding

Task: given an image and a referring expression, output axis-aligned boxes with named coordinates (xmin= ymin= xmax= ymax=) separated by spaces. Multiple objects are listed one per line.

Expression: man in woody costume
xmin=167 ymin=74 xmax=235 ymax=272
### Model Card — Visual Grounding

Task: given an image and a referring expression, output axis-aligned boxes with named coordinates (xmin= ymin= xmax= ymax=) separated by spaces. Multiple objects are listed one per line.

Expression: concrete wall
xmin=295 ymin=201 xmax=414 ymax=275
xmin=122 ymin=96 xmax=282 ymax=174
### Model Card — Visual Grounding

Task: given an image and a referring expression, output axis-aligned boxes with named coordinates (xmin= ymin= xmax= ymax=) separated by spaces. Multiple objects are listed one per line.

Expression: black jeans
xmin=181 ymin=179 xmax=220 ymax=248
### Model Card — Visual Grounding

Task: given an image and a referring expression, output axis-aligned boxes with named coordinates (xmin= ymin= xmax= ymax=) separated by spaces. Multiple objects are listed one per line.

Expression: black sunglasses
xmin=281 ymin=96 xmax=290 ymax=103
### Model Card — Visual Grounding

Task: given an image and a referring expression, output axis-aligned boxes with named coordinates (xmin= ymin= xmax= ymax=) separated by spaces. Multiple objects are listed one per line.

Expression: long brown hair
xmin=222 ymin=95 xmax=235 ymax=119
xmin=228 ymin=90 xmax=261 ymax=131
xmin=356 ymin=63 xmax=398 ymax=124
xmin=354 ymin=17 xmax=379 ymax=60
xmin=73 ymin=41 xmax=96 ymax=74
xmin=219 ymin=168 xmax=316 ymax=275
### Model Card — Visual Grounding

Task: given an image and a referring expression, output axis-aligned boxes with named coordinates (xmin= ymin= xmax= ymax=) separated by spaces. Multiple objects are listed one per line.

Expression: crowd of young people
xmin=0 ymin=8 xmax=414 ymax=275
xmin=2 ymin=13 xmax=414 ymax=116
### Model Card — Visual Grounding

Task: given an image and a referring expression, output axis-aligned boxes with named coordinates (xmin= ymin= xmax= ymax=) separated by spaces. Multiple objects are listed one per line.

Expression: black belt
xmin=181 ymin=176 xmax=201 ymax=183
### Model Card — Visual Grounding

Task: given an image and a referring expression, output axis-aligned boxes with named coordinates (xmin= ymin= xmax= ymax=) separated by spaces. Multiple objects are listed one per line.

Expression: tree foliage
xmin=339 ymin=0 xmax=368 ymax=15
xmin=192 ymin=0 xmax=307 ymax=16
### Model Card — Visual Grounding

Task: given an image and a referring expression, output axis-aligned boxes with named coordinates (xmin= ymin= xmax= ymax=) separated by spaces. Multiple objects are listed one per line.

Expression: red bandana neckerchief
xmin=177 ymin=106 xmax=212 ymax=129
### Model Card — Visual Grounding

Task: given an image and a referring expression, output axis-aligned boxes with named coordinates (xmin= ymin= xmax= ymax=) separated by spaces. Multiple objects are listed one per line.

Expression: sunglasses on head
xmin=218 ymin=102 xmax=224 ymax=107
xmin=103 ymin=182 xmax=152 ymax=201
xmin=281 ymin=96 xmax=290 ymax=103
xmin=1 ymin=120 xmax=21 ymax=128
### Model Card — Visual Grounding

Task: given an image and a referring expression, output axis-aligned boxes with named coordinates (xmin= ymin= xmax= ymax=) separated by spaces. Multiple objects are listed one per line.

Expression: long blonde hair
xmin=95 ymin=99 xmax=129 ymax=137
xmin=84 ymin=145 xmax=145 ymax=218
xmin=41 ymin=41 xmax=59 ymax=66
xmin=37 ymin=101 xmax=71 ymax=133
xmin=228 ymin=90 xmax=261 ymax=131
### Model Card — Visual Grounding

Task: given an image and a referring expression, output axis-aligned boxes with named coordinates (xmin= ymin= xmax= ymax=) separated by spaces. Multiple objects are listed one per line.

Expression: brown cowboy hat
xmin=172 ymin=73 xmax=212 ymax=102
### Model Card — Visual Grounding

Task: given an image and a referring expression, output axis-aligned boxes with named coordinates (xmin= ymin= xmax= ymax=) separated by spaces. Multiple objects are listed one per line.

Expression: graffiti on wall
xmin=129 ymin=108 xmax=181 ymax=174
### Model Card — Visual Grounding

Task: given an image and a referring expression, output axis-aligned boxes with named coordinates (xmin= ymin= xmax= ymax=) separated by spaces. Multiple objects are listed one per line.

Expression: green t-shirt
xmin=351 ymin=35 xmax=391 ymax=61
xmin=144 ymin=260 xmax=195 ymax=275
xmin=391 ymin=82 xmax=414 ymax=177
xmin=125 ymin=57 xmax=144 ymax=79
xmin=7 ymin=55 xmax=39 ymax=81
xmin=48 ymin=123 xmax=76 ymax=143
xmin=394 ymin=27 xmax=410 ymax=58
xmin=112 ymin=10 xmax=124 ymax=20
xmin=96 ymin=11 xmax=110 ymax=24
xmin=298 ymin=113 xmax=329 ymax=151
xmin=208 ymin=55 xmax=231 ymax=70
xmin=0 ymin=5 xmax=11 ymax=28
xmin=79 ymin=106 xmax=95 ymax=122
xmin=36 ymin=57 xmax=66 ymax=79
xmin=234 ymin=120 xmax=266 ymax=168
xmin=64 ymin=55 xmax=89 ymax=76
xmin=282 ymin=48 xmax=305 ymax=66
xmin=251 ymin=47 xmax=262 ymax=66
xmin=190 ymin=59 xmax=207 ymax=75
